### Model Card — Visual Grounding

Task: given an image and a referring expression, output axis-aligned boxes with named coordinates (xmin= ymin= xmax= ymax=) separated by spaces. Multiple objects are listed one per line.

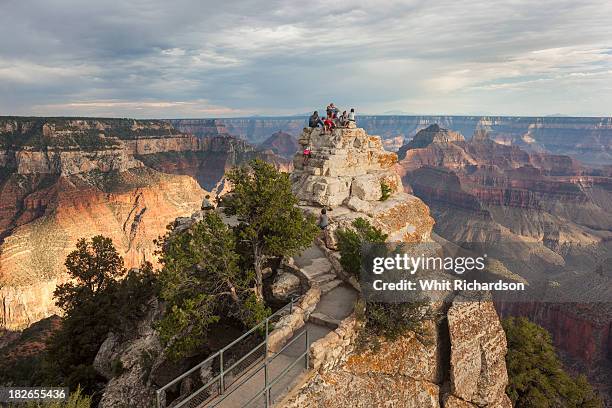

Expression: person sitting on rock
xmin=330 ymin=103 xmax=339 ymax=118
xmin=309 ymin=111 xmax=324 ymax=128
xmin=348 ymin=108 xmax=356 ymax=124
xmin=323 ymin=117 xmax=335 ymax=134
xmin=338 ymin=110 xmax=349 ymax=127
xmin=303 ymin=146 xmax=312 ymax=165
xmin=318 ymin=208 xmax=329 ymax=230
xmin=201 ymin=194 xmax=214 ymax=211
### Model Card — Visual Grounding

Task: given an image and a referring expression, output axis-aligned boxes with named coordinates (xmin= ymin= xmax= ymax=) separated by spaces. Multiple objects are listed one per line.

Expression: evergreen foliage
xmin=503 ymin=317 xmax=603 ymax=408
xmin=223 ymin=159 xmax=319 ymax=300
xmin=45 ymin=236 xmax=157 ymax=396
xmin=156 ymin=211 xmax=270 ymax=359
xmin=336 ymin=217 xmax=387 ymax=278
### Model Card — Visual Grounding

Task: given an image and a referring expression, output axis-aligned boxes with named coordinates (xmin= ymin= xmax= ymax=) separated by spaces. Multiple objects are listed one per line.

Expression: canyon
xmin=395 ymin=124 xmax=612 ymax=402
xmin=1 ymin=114 xmax=610 ymax=404
xmin=172 ymin=116 xmax=612 ymax=166
xmin=0 ymin=118 xmax=288 ymax=330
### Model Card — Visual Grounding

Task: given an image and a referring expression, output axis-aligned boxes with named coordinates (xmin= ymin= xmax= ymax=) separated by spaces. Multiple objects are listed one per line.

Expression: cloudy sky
xmin=1 ymin=0 xmax=611 ymax=118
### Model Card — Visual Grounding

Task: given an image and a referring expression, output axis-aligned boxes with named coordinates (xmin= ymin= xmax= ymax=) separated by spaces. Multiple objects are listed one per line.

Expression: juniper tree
xmin=223 ymin=159 xmax=319 ymax=300
xmin=156 ymin=211 xmax=270 ymax=359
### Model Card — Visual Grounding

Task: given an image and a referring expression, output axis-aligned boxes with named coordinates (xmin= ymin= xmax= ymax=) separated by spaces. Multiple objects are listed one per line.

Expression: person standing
xmin=318 ymin=208 xmax=329 ymax=230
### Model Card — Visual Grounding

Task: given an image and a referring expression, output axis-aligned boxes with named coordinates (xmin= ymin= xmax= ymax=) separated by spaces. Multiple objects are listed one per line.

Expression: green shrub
xmin=336 ymin=218 xmax=387 ymax=278
xmin=354 ymin=299 xmax=432 ymax=352
xmin=380 ymin=181 xmax=392 ymax=201
xmin=503 ymin=317 xmax=602 ymax=408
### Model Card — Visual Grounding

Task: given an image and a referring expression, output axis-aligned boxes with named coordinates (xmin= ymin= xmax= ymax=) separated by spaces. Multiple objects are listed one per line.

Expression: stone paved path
xmin=205 ymin=245 xmax=358 ymax=408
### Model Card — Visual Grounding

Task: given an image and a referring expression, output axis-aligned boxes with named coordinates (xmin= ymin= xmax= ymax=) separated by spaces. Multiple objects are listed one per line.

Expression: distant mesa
xmin=259 ymin=131 xmax=299 ymax=159
xmin=397 ymin=124 xmax=465 ymax=159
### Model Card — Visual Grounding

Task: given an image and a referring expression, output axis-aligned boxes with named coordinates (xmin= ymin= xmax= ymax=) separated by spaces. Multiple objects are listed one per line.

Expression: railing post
xmin=305 ymin=330 xmax=310 ymax=369
xmin=264 ymin=359 xmax=270 ymax=408
xmin=219 ymin=351 xmax=225 ymax=394
xmin=265 ymin=318 xmax=269 ymax=357
xmin=156 ymin=389 xmax=162 ymax=408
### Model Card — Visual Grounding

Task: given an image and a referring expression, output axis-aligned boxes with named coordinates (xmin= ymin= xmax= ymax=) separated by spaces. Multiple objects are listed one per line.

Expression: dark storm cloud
xmin=1 ymin=0 xmax=611 ymax=117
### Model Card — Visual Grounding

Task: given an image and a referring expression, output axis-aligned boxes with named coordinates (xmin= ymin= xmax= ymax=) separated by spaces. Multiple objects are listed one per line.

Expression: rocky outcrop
xmin=447 ymin=294 xmax=512 ymax=408
xmin=285 ymin=294 xmax=511 ymax=408
xmin=291 ymin=125 xmax=434 ymax=243
xmin=259 ymin=131 xmax=299 ymax=158
xmin=93 ymin=298 xmax=163 ymax=408
xmin=282 ymin=125 xmax=510 ymax=407
xmin=397 ymin=124 xmax=465 ymax=160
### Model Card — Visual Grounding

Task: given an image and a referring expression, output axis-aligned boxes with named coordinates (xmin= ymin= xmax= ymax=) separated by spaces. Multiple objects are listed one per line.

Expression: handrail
xmin=210 ymin=329 xmax=309 ymax=408
xmin=157 ymin=295 xmax=302 ymax=408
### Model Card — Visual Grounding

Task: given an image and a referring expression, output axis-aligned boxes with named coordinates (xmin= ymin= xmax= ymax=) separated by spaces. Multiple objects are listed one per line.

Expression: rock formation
xmin=397 ymin=124 xmax=464 ymax=159
xmin=0 ymin=117 xmax=289 ymax=330
xmin=397 ymin=124 xmax=612 ymax=401
xmin=282 ymin=125 xmax=511 ymax=407
xmin=291 ymin=125 xmax=434 ymax=243
xmin=259 ymin=131 xmax=299 ymax=159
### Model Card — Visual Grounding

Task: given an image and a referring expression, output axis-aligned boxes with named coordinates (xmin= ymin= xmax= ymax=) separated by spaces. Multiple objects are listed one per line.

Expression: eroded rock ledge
xmin=284 ymin=295 xmax=511 ymax=408
xmin=282 ymin=126 xmax=510 ymax=408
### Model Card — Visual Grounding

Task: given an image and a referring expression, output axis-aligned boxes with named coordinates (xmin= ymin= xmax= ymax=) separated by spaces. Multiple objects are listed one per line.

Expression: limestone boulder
xmin=271 ymin=271 xmax=301 ymax=301
xmin=350 ymin=174 xmax=380 ymax=201
xmin=447 ymin=293 xmax=512 ymax=408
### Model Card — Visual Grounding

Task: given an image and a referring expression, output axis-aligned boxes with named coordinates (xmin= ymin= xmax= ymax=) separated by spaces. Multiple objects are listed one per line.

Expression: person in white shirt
xmin=348 ymin=108 xmax=356 ymax=123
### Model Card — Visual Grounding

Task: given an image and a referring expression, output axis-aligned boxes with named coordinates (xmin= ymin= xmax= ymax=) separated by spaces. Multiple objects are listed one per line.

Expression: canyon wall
xmin=172 ymin=116 xmax=612 ymax=166
xmin=396 ymin=124 xmax=612 ymax=401
xmin=0 ymin=117 xmax=287 ymax=330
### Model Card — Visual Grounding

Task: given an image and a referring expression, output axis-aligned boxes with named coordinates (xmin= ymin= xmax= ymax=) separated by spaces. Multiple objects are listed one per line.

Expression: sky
xmin=1 ymin=0 xmax=611 ymax=118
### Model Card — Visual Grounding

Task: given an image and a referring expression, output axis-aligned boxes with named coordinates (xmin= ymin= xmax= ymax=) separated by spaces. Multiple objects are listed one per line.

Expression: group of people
xmin=309 ymin=103 xmax=356 ymax=134
xmin=304 ymin=103 xmax=356 ymax=165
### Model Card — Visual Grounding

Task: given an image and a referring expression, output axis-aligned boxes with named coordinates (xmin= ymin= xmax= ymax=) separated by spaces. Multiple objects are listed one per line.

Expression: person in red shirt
xmin=323 ymin=117 xmax=335 ymax=134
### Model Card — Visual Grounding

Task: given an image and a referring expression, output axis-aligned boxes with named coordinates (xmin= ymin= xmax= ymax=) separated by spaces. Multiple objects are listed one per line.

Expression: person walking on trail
xmin=348 ymin=108 xmax=356 ymax=124
xmin=309 ymin=111 xmax=324 ymax=128
xmin=201 ymin=194 xmax=214 ymax=211
xmin=318 ymin=208 xmax=329 ymax=230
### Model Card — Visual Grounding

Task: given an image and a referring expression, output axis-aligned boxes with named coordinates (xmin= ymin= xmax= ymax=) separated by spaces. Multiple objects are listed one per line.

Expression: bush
xmin=380 ymin=181 xmax=392 ymax=201
xmin=46 ymin=236 xmax=157 ymax=395
xmin=354 ymin=299 xmax=432 ymax=352
xmin=503 ymin=317 xmax=602 ymax=408
xmin=336 ymin=218 xmax=387 ymax=278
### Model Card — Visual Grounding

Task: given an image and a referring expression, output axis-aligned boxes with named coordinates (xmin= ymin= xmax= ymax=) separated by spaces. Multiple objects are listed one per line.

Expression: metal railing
xmin=156 ymin=295 xmax=302 ymax=408
xmin=209 ymin=329 xmax=309 ymax=408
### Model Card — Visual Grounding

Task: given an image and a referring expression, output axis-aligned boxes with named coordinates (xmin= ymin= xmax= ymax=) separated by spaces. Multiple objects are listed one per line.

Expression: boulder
xmin=271 ymin=271 xmax=301 ymax=301
xmin=447 ymin=293 xmax=512 ymax=408
xmin=344 ymin=196 xmax=372 ymax=213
